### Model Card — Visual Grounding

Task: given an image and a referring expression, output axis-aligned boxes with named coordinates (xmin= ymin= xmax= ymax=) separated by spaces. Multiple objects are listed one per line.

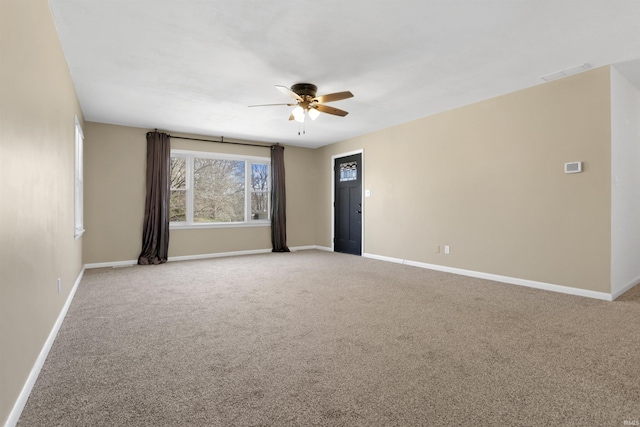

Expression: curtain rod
xmin=164 ymin=133 xmax=272 ymax=149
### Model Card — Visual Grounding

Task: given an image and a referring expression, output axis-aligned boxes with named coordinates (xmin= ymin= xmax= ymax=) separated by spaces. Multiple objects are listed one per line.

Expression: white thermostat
xmin=564 ymin=162 xmax=582 ymax=174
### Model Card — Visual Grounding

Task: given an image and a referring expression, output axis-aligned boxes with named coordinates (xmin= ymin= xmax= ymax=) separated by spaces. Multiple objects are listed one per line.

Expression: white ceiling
xmin=49 ymin=1 xmax=640 ymax=148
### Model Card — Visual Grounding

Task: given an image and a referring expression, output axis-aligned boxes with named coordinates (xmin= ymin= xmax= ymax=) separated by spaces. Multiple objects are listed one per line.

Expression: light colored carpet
xmin=18 ymin=250 xmax=640 ymax=426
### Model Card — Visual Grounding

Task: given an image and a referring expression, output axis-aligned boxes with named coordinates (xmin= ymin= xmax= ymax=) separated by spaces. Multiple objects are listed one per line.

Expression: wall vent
xmin=564 ymin=162 xmax=582 ymax=174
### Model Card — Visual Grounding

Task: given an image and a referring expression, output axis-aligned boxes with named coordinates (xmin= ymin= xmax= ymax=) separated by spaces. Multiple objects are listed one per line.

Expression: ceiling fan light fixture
xmin=292 ymin=105 xmax=305 ymax=122
xmin=251 ymin=83 xmax=353 ymax=127
xmin=308 ymin=107 xmax=320 ymax=120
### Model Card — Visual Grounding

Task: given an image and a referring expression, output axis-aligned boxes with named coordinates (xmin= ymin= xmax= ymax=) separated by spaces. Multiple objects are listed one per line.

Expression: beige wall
xmin=317 ymin=67 xmax=612 ymax=293
xmin=83 ymin=123 xmax=147 ymax=263
xmin=0 ymin=0 xmax=84 ymax=424
xmin=0 ymin=4 xmax=618 ymax=421
xmin=83 ymin=124 xmax=318 ymax=264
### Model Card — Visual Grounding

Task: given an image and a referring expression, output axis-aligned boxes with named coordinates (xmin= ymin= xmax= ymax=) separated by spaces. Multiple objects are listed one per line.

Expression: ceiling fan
xmin=249 ymin=83 xmax=353 ymax=123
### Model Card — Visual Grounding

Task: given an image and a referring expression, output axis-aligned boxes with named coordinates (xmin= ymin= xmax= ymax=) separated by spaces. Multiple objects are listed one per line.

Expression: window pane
xmin=251 ymin=163 xmax=269 ymax=192
xmin=170 ymin=190 xmax=186 ymax=221
xmin=339 ymin=161 xmax=357 ymax=182
xmin=74 ymin=117 xmax=84 ymax=238
xmin=193 ymin=159 xmax=245 ymax=222
xmin=251 ymin=163 xmax=270 ymax=221
xmin=170 ymin=157 xmax=186 ymax=189
xmin=251 ymin=192 xmax=269 ymax=220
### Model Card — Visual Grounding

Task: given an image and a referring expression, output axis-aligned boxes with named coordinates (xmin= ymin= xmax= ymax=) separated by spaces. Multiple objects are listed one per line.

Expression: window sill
xmin=170 ymin=221 xmax=270 ymax=230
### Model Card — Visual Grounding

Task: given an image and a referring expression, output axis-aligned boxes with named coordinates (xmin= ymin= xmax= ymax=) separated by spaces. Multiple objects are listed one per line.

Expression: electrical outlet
xmin=444 ymin=245 xmax=450 ymax=255
xmin=435 ymin=245 xmax=440 ymax=253
xmin=57 ymin=278 xmax=61 ymax=294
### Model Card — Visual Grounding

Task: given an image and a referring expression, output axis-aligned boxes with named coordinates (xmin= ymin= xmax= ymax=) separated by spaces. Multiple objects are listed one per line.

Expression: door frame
xmin=331 ymin=149 xmax=364 ymax=253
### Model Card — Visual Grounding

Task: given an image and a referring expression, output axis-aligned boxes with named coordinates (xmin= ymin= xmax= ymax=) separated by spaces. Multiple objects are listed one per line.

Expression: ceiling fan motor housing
xmin=292 ymin=83 xmax=318 ymax=98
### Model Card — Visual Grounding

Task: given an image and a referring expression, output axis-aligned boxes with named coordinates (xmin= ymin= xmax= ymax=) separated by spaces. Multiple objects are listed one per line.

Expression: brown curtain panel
xmin=271 ymin=144 xmax=290 ymax=252
xmin=138 ymin=131 xmax=171 ymax=264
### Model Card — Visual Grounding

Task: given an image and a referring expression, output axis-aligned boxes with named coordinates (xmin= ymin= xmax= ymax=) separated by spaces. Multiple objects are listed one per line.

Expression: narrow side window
xmin=74 ymin=117 xmax=84 ymax=239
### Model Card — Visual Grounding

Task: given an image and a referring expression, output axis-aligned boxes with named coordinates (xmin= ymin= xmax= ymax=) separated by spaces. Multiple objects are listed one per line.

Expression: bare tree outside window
xmin=193 ymin=159 xmax=245 ymax=222
xmin=170 ymin=157 xmax=186 ymax=222
xmin=251 ymin=163 xmax=269 ymax=220
xmin=169 ymin=151 xmax=270 ymax=226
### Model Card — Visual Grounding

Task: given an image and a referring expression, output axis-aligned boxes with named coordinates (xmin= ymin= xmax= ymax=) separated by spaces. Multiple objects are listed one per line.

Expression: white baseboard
xmin=84 ymin=259 xmax=138 ymax=269
xmin=611 ymin=274 xmax=640 ymax=300
xmin=84 ymin=246 xmax=332 ymax=269
xmin=289 ymin=245 xmax=317 ymax=251
xmin=363 ymin=253 xmax=404 ymax=264
xmin=288 ymin=245 xmax=333 ymax=252
xmin=167 ymin=248 xmax=272 ymax=262
xmin=311 ymin=245 xmax=333 ymax=252
xmin=5 ymin=267 xmax=85 ymax=427
xmin=363 ymin=253 xmax=613 ymax=301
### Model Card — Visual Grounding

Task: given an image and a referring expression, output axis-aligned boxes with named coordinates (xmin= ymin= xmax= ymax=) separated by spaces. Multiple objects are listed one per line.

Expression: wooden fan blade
xmin=313 ymin=91 xmax=353 ymax=103
xmin=314 ymin=103 xmax=349 ymax=117
xmin=288 ymin=114 xmax=295 ymax=121
xmin=248 ymin=103 xmax=295 ymax=107
xmin=275 ymin=85 xmax=303 ymax=101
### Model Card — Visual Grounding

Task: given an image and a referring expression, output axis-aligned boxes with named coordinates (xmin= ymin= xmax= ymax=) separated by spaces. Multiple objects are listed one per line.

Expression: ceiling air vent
xmin=540 ymin=63 xmax=592 ymax=82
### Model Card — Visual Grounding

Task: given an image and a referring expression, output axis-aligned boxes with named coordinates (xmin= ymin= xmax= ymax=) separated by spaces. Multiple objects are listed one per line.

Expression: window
xmin=339 ymin=161 xmax=358 ymax=182
xmin=170 ymin=150 xmax=270 ymax=228
xmin=74 ymin=116 xmax=84 ymax=239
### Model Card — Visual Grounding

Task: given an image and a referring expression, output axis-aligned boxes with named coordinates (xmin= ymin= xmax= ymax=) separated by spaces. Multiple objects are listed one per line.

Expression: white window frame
xmin=170 ymin=149 xmax=271 ymax=229
xmin=74 ymin=116 xmax=84 ymax=239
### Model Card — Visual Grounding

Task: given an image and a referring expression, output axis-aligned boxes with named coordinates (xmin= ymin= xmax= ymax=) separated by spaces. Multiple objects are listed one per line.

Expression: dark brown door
xmin=334 ymin=153 xmax=362 ymax=255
